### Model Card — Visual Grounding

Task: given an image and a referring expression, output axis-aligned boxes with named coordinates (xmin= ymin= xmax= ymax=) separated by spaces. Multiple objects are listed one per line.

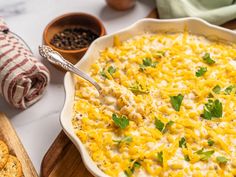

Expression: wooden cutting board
xmin=40 ymin=8 xmax=236 ymax=177
xmin=0 ymin=112 xmax=38 ymax=177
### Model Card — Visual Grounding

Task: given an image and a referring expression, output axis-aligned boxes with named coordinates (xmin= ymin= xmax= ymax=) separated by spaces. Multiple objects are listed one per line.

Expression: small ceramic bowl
xmin=43 ymin=12 xmax=106 ymax=68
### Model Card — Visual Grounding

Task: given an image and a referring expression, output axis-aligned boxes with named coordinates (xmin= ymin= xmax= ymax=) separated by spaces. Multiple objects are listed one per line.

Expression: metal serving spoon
xmin=39 ymin=45 xmax=102 ymax=93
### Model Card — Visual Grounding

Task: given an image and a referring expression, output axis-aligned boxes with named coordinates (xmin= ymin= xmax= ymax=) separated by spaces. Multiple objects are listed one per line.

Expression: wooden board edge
xmin=0 ymin=112 xmax=38 ymax=177
xmin=40 ymin=131 xmax=70 ymax=177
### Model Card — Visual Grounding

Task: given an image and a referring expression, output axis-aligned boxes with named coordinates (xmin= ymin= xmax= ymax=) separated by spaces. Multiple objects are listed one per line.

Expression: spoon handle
xmin=39 ymin=45 xmax=102 ymax=92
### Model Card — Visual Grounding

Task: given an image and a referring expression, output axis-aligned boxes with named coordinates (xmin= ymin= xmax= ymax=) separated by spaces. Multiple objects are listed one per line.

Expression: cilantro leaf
xmin=129 ymin=82 xmax=149 ymax=95
xmin=124 ymin=161 xmax=141 ymax=177
xmin=155 ymin=119 xmax=165 ymax=132
xmin=162 ymin=120 xmax=174 ymax=133
xmin=113 ymin=136 xmax=132 ymax=145
xmin=139 ymin=58 xmax=158 ymax=71
xmin=216 ymin=156 xmax=228 ymax=164
xmin=202 ymin=53 xmax=215 ymax=65
xmin=170 ymin=94 xmax=184 ymax=111
xmin=112 ymin=113 xmax=129 ymax=129
xmin=101 ymin=66 xmax=116 ymax=79
xmin=224 ymin=85 xmax=235 ymax=95
xmin=143 ymin=58 xmax=152 ymax=66
xmin=132 ymin=161 xmax=141 ymax=172
xmin=196 ymin=67 xmax=207 ymax=77
xmin=207 ymin=139 xmax=214 ymax=146
xmin=184 ymin=155 xmax=190 ymax=162
xmin=108 ymin=66 xmax=116 ymax=75
xmin=157 ymin=151 xmax=163 ymax=165
xmin=196 ymin=149 xmax=214 ymax=161
xmin=100 ymin=70 xmax=108 ymax=79
xmin=201 ymin=99 xmax=223 ymax=120
xmin=208 ymin=93 xmax=214 ymax=98
xmin=212 ymin=85 xmax=221 ymax=94
xmin=179 ymin=137 xmax=187 ymax=148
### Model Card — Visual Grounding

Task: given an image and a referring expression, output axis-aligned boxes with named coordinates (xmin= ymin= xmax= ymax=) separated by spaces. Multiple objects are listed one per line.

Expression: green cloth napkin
xmin=156 ymin=0 xmax=236 ymax=25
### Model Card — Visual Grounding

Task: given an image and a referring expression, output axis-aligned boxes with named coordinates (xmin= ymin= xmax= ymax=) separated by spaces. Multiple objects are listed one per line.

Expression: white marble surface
xmin=0 ymin=0 xmax=155 ymax=174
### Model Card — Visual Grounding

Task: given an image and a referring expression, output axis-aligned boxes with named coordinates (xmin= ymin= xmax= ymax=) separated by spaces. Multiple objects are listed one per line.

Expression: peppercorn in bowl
xmin=60 ymin=18 xmax=236 ymax=177
xmin=43 ymin=12 xmax=106 ymax=67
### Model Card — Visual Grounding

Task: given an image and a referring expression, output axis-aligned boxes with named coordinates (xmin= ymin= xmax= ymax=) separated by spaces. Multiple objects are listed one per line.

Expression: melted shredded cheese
xmin=72 ymin=32 xmax=236 ymax=177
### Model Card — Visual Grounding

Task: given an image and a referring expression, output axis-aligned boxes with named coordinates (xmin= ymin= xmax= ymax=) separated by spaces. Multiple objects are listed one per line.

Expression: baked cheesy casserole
xmin=72 ymin=31 xmax=236 ymax=177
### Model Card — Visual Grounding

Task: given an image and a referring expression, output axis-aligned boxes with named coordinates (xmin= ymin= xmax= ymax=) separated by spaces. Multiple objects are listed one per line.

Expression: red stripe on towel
xmin=0 ymin=47 xmax=15 ymax=59
xmin=0 ymin=54 xmax=20 ymax=71
xmin=7 ymin=65 xmax=37 ymax=106
xmin=1 ymin=58 xmax=28 ymax=97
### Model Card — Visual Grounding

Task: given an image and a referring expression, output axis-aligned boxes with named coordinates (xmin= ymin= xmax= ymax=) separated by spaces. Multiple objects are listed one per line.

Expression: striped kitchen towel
xmin=0 ymin=18 xmax=50 ymax=109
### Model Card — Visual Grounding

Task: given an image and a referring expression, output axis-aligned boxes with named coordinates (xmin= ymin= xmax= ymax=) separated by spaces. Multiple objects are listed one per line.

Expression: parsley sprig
xmin=196 ymin=67 xmax=207 ymax=77
xmin=184 ymin=155 xmax=190 ymax=162
xmin=155 ymin=118 xmax=174 ymax=133
xmin=201 ymin=99 xmax=223 ymax=120
xmin=207 ymin=139 xmax=214 ymax=146
xmin=224 ymin=85 xmax=235 ymax=95
xmin=170 ymin=94 xmax=184 ymax=111
xmin=100 ymin=66 xmax=116 ymax=78
xmin=112 ymin=113 xmax=129 ymax=129
xmin=212 ymin=85 xmax=221 ymax=94
xmin=139 ymin=58 xmax=158 ymax=71
xmin=179 ymin=137 xmax=187 ymax=148
xmin=216 ymin=156 xmax=228 ymax=164
xmin=196 ymin=148 xmax=215 ymax=161
xmin=108 ymin=66 xmax=116 ymax=75
xmin=157 ymin=151 xmax=163 ymax=165
xmin=129 ymin=82 xmax=149 ymax=95
xmin=124 ymin=160 xmax=141 ymax=177
xmin=202 ymin=53 xmax=215 ymax=65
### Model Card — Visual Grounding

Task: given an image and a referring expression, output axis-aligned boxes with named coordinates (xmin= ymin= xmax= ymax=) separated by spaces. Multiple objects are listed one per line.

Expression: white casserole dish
xmin=60 ymin=18 xmax=236 ymax=177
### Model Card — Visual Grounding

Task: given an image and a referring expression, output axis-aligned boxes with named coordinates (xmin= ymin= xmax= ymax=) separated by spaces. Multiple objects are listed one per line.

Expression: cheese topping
xmin=72 ymin=32 xmax=236 ymax=177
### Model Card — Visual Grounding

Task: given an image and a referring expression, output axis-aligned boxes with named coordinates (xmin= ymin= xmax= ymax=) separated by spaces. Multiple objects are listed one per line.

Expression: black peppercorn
xmin=50 ymin=27 xmax=99 ymax=50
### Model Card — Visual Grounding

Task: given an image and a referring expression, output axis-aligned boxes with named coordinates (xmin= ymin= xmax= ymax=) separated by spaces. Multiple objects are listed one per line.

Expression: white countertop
xmin=0 ymin=0 xmax=155 ymax=174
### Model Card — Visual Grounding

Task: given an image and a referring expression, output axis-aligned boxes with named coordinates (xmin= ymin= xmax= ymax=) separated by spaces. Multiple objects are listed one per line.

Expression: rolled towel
xmin=0 ymin=18 xmax=50 ymax=109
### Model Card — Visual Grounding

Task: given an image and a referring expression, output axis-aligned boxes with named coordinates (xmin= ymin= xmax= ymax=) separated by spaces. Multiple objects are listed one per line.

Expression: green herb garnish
xmin=179 ymin=137 xmax=187 ymax=148
xmin=101 ymin=66 xmax=116 ymax=79
xmin=155 ymin=119 xmax=174 ymax=133
xmin=213 ymin=85 xmax=221 ymax=94
xmin=224 ymin=85 xmax=235 ymax=95
xmin=196 ymin=148 xmax=215 ymax=161
xmin=113 ymin=136 xmax=132 ymax=145
xmin=112 ymin=113 xmax=129 ymax=129
xmin=202 ymin=53 xmax=215 ymax=65
xmin=107 ymin=66 xmax=116 ymax=75
xmin=201 ymin=99 xmax=223 ymax=120
xmin=162 ymin=120 xmax=174 ymax=133
xmin=216 ymin=156 xmax=228 ymax=164
xmin=124 ymin=161 xmax=141 ymax=177
xmin=196 ymin=67 xmax=207 ymax=77
xmin=157 ymin=151 xmax=163 ymax=165
xmin=155 ymin=118 xmax=164 ymax=132
xmin=170 ymin=94 xmax=184 ymax=111
xmin=207 ymin=139 xmax=214 ymax=146
xmin=139 ymin=58 xmax=157 ymax=71
xmin=184 ymin=155 xmax=190 ymax=162
xmin=100 ymin=70 xmax=108 ymax=79
xmin=129 ymin=82 xmax=149 ymax=94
